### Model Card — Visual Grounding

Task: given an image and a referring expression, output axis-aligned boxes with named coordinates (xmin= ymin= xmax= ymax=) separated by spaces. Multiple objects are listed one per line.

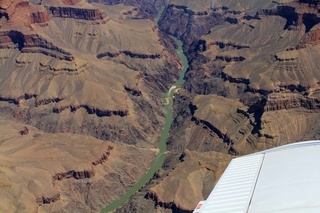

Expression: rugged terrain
xmin=2 ymin=0 xmax=320 ymax=212
xmin=167 ymin=0 xmax=320 ymax=155
xmin=0 ymin=0 xmax=182 ymax=147
xmin=0 ymin=0 xmax=180 ymax=212
xmin=0 ymin=117 xmax=157 ymax=212
xmin=116 ymin=0 xmax=320 ymax=212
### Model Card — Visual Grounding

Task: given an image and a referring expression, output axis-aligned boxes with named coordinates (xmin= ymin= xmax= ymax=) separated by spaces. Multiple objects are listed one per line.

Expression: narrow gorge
xmin=100 ymin=8 xmax=190 ymax=212
xmin=2 ymin=0 xmax=320 ymax=212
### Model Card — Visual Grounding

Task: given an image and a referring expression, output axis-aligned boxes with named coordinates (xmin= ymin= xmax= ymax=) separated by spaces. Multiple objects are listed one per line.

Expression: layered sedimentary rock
xmin=117 ymin=0 xmax=320 ymax=212
xmin=0 ymin=0 xmax=51 ymax=26
xmin=159 ymin=2 xmax=224 ymax=47
xmin=4 ymin=0 xmax=320 ymax=212
xmin=0 ymin=0 xmax=182 ymax=212
xmin=46 ymin=6 xmax=107 ymax=21
xmin=166 ymin=0 xmax=320 ymax=156
xmin=87 ymin=0 xmax=165 ymax=20
xmin=145 ymin=150 xmax=232 ymax=212
xmin=0 ymin=119 xmax=157 ymax=213
xmin=116 ymin=149 xmax=233 ymax=213
xmin=0 ymin=0 xmax=181 ymax=146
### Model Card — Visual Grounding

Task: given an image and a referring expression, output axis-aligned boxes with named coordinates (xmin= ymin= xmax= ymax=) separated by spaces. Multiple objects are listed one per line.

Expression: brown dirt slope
xmin=0 ymin=0 xmax=180 ymax=212
xmin=0 ymin=118 xmax=157 ymax=212
xmin=163 ymin=0 xmax=320 ymax=155
xmin=0 ymin=0 xmax=180 ymax=147
xmin=117 ymin=0 xmax=320 ymax=212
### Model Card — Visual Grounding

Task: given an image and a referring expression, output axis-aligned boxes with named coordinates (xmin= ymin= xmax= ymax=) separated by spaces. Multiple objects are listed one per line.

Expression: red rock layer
xmin=46 ymin=6 xmax=107 ymax=21
xmin=0 ymin=30 xmax=75 ymax=60
xmin=62 ymin=0 xmax=81 ymax=6
xmin=0 ymin=0 xmax=51 ymax=26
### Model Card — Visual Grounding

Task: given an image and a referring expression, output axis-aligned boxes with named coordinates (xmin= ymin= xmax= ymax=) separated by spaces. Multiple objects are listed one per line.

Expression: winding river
xmin=100 ymin=8 xmax=189 ymax=213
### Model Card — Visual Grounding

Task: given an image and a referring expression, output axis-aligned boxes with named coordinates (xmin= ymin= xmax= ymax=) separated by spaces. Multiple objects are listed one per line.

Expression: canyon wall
xmin=116 ymin=0 xmax=320 ymax=212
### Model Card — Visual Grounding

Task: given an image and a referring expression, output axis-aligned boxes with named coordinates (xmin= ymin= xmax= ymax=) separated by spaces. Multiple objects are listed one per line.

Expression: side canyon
xmin=1 ymin=0 xmax=320 ymax=212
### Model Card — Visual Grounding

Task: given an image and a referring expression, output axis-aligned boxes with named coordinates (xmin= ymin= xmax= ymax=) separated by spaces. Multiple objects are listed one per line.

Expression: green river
xmin=100 ymin=8 xmax=189 ymax=213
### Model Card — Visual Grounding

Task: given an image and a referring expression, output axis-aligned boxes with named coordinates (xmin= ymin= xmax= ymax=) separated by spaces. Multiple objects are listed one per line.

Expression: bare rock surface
xmin=170 ymin=0 xmax=320 ymax=156
xmin=0 ymin=118 xmax=157 ymax=212
xmin=145 ymin=150 xmax=232 ymax=212
xmin=115 ymin=149 xmax=232 ymax=213
xmin=0 ymin=0 xmax=181 ymax=212
xmin=3 ymin=0 xmax=320 ymax=212
xmin=119 ymin=0 xmax=320 ymax=212
xmin=0 ymin=0 xmax=181 ymax=147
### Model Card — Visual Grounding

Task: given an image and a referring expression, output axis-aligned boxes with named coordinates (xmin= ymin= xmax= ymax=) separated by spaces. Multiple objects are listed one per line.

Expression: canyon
xmin=116 ymin=0 xmax=320 ymax=212
xmin=0 ymin=0 xmax=177 ymax=212
xmin=1 ymin=0 xmax=320 ymax=212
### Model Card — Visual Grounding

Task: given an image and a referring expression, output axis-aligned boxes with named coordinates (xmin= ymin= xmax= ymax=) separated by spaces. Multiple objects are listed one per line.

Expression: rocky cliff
xmin=159 ymin=3 xmax=223 ymax=48
xmin=0 ymin=0 xmax=183 ymax=212
xmin=144 ymin=150 xmax=232 ymax=212
xmin=116 ymin=0 xmax=320 ymax=212
xmin=87 ymin=0 xmax=166 ymax=20
xmin=165 ymin=0 xmax=320 ymax=157
xmin=46 ymin=6 xmax=108 ymax=22
xmin=0 ymin=0 xmax=181 ymax=145
xmin=0 ymin=119 xmax=157 ymax=213
xmin=0 ymin=0 xmax=51 ymax=26
xmin=4 ymin=0 xmax=320 ymax=212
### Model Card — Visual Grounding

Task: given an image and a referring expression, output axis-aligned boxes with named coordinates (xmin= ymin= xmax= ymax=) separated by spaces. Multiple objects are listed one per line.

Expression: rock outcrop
xmin=46 ymin=6 xmax=109 ymax=22
xmin=159 ymin=4 xmax=224 ymax=48
xmin=0 ymin=0 xmax=51 ymax=26
xmin=87 ymin=0 xmax=164 ymax=20
xmin=53 ymin=104 xmax=129 ymax=117
xmin=0 ymin=30 xmax=75 ymax=61
xmin=0 ymin=0 xmax=182 ymax=212
xmin=95 ymin=1 xmax=320 ymax=212
xmin=97 ymin=50 xmax=161 ymax=59
xmin=116 ymin=150 xmax=232 ymax=213
xmin=36 ymin=194 xmax=61 ymax=205
xmin=257 ymin=3 xmax=320 ymax=32
xmin=6 ymin=0 xmax=320 ymax=212
xmin=119 ymin=1 xmax=320 ymax=212
xmin=92 ymin=145 xmax=113 ymax=166
xmin=53 ymin=169 xmax=95 ymax=180
xmin=162 ymin=0 xmax=320 ymax=157
xmin=0 ymin=119 xmax=157 ymax=212
xmin=0 ymin=0 xmax=180 ymax=147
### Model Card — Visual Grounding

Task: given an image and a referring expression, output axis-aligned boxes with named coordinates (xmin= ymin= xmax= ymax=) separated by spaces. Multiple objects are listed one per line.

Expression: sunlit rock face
xmin=117 ymin=0 xmax=320 ymax=212
xmin=0 ymin=0 xmax=182 ymax=146
xmin=163 ymin=0 xmax=320 ymax=156
xmin=3 ymin=0 xmax=320 ymax=212
xmin=0 ymin=0 xmax=182 ymax=212
xmin=0 ymin=119 xmax=158 ymax=212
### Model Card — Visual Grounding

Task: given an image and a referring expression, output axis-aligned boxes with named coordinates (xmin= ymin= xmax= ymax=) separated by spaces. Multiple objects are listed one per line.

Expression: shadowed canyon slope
xmin=0 ymin=0 xmax=181 ymax=146
xmin=0 ymin=118 xmax=157 ymax=212
xmin=2 ymin=0 xmax=320 ymax=212
xmin=0 ymin=0 xmax=180 ymax=212
xmin=167 ymin=0 xmax=320 ymax=155
xmin=116 ymin=0 xmax=320 ymax=212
